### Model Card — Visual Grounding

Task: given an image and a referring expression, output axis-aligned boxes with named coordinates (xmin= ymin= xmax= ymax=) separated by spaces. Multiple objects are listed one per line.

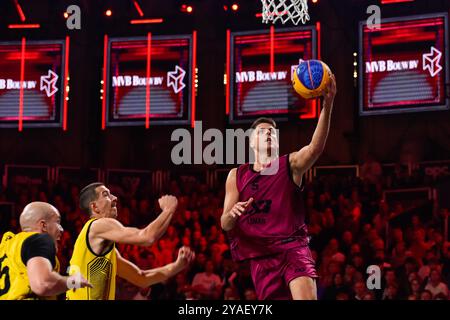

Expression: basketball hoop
xmin=261 ymin=0 xmax=310 ymax=25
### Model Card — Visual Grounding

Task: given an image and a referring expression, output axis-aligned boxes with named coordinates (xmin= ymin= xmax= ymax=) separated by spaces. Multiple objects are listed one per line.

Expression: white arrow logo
xmin=167 ymin=65 xmax=186 ymax=93
xmin=40 ymin=70 xmax=59 ymax=97
xmin=423 ymin=47 xmax=442 ymax=77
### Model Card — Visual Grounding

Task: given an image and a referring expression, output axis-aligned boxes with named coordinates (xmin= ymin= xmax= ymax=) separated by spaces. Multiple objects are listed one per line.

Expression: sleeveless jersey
xmin=0 ymin=231 xmax=59 ymax=300
xmin=228 ymin=154 xmax=310 ymax=261
xmin=66 ymin=219 xmax=116 ymax=300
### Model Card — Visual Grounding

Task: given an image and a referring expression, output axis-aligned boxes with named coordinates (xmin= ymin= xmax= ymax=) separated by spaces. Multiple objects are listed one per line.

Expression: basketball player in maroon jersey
xmin=221 ymin=74 xmax=336 ymax=300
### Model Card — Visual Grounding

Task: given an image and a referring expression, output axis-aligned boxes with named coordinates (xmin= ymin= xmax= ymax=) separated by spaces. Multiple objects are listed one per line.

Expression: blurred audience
xmin=1 ymin=165 xmax=448 ymax=300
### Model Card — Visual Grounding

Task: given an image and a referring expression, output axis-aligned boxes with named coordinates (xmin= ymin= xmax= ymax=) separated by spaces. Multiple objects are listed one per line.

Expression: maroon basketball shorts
xmin=249 ymin=245 xmax=318 ymax=300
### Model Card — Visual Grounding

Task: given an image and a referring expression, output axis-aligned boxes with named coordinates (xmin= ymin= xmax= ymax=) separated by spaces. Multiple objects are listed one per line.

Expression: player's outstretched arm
xmin=116 ymin=247 xmax=194 ymax=288
xmin=290 ymin=74 xmax=337 ymax=177
xmin=90 ymin=195 xmax=178 ymax=246
xmin=27 ymin=257 xmax=91 ymax=296
xmin=221 ymin=168 xmax=253 ymax=232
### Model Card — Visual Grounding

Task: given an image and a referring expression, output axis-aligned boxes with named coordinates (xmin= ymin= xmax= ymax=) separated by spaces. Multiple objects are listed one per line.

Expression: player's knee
xmin=296 ymin=287 xmax=317 ymax=300
xmin=302 ymin=288 xmax=317 ymax=300
xmin=290 ymin=276 xmax=317 ymax=300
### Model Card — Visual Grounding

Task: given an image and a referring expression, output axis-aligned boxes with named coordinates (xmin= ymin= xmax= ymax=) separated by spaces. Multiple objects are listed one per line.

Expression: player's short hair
xmin=79 ymin=182 xmax=104 ymax=213
xmin=250 ymin=117 xmax=277 ymax=130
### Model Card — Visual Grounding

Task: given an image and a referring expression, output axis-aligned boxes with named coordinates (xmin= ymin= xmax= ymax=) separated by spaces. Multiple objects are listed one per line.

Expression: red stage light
xmin=105 ymin=9 xmax=112 ymax=17
xmin=63 ymin=12 xmax=69 ymax=19
xmin=381 ymin=0 xmax=414 ymax=3
xmin=8 ymin=24 xmax=40 ymax=29
xmin=130 ymin=18 xmax=163 ymax=24
xmin=132 ymin=0 xmax=144 ymax=17
xmin=181 ymin=4 xmax=194 ymax=13
xmin=14 ymin=0 xmax=26 ymax=22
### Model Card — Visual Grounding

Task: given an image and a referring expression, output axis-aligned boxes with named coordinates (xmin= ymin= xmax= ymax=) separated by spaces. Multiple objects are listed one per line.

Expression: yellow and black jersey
xmin=66 ymin=218 xmax=117 ymax=300
xmin=0 ymin=231 xmax=59 ymax=300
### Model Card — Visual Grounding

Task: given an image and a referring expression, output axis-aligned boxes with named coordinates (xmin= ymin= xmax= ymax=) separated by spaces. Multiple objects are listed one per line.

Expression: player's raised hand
xmin=323 ymin=73 xmax=336 ymax=109
xmin=176 ymin=246 xmax=195 ymax=268
xmin=229 ymin=197 xmax=254 ymax=219
xmin=158 ymin=195 xmax=178 ymax=213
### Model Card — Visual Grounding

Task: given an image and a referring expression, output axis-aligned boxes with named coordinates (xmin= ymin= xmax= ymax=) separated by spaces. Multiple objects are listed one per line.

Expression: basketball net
xmin=261 ymin=0 xmax=310 ymax=25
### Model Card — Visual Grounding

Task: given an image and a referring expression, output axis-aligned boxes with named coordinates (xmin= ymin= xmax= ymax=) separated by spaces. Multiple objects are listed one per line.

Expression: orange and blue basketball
xmin=292 ymin=59 xmax=331 ymax=99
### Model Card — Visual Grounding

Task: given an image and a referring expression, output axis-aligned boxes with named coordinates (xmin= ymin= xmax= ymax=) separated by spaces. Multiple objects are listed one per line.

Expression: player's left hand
xmin=323 ymin=73 xmax=336 ymax=110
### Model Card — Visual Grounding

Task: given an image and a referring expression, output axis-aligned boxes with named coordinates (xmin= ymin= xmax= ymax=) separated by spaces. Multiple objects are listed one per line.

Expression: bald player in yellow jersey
xmin=66 ymin=182 xmax=194 ymax=300
xmin=0 ymin=202 xmax=91 ymax=300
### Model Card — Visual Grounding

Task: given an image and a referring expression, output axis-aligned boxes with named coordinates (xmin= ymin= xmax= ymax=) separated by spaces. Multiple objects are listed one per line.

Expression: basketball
xmin=292 ymin=59 xmax=331 ymax=99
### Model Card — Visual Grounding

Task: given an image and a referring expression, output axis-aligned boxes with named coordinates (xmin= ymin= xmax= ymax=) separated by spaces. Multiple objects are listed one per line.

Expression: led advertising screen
xmin=106 ymin=34 xmax=193 ymax=126
xmin=0 ymin=40 xmax=66 ymax=128
xmin=359 ymin=13 xmax=449 ymax=115
xmin=229 ymin=26 xmax=318 ymax=123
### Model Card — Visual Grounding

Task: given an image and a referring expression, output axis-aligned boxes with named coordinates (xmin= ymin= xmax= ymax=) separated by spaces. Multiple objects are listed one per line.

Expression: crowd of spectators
xmin=0 ymin=158 xmax=449 ymax=300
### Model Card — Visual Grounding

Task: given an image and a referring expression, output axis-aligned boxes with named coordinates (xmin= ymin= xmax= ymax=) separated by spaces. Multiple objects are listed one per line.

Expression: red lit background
xmin=106 ymin=35 xmax=194 ymax=126
xmin=229 ymin=27 xmax=318 ymax=123
xmin=360 ymin=14 xmax=448 ymax=115
xmin=0 ymin=0 xmax=450 ymax=305
xmin=0 ymin=40 xmax=66 ymax=128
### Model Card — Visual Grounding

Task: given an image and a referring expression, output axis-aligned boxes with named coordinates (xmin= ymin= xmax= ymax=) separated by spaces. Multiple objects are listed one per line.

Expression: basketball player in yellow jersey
xmin=0 ymin=202 xmax=91 ymax=300
xmin=66 ymin=182 xmax=194 ymax=300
